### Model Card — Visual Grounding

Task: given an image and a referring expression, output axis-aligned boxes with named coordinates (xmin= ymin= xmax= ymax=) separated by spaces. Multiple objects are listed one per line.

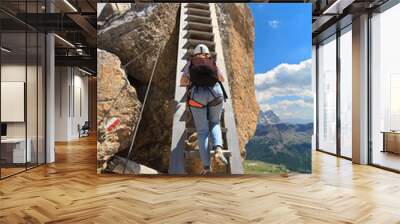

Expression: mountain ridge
xmin=258 ymin=109 xmax=280 ymax=125
xmin=246 ymin=109 xmax=312 ymax=173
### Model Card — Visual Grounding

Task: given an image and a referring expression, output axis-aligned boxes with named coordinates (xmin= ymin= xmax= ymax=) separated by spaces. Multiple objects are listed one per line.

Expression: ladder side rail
xmin=209 ymin=3 xmax=244 ymax=174
xmin=169 ymin=3 xmax=189 ymax=174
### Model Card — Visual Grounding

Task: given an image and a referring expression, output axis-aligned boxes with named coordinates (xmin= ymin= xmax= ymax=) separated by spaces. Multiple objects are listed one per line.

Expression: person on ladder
xmin=180 ymin=43 xmax=229 ymax=175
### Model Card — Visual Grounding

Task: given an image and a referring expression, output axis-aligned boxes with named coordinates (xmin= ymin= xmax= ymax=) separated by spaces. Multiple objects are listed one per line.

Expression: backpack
xmin=189 ymin=57 xmax=219 ymax=87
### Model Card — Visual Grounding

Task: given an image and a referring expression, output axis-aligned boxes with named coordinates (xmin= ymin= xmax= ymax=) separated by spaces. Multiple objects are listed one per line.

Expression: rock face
xmin=98 ymin=3 xmax=132 ymax=24
xmin=216 ymin=3 xmax=259 ymax=158
xmin=97 ymin=3 xmax=258 ymax=172
xmin=98 ymin=3 xmax=179 ymax=172
xmin=98 ymin=3 xmax=149 ymax=33
xmin=98 ymin=4 xmax=179 ymax=84
xmin=97 ymin=49 xmax=142 ymax=170
xmin=104 ymin=156 xmax=159 ymax=174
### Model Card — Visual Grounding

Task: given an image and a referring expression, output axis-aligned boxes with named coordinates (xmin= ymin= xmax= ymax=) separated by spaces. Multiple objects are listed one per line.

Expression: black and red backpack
xmin=189 ymin=57 xmax=219 ymax=87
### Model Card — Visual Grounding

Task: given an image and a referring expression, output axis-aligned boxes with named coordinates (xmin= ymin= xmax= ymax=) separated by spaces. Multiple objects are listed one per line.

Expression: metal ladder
xmin=169 ymin=3 xmax=243 ymax=174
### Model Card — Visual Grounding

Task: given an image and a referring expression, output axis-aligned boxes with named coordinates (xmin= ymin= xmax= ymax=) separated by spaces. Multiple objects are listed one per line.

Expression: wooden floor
xmin=1 ymin=167 xmax=26 ymax=178
xmin=0 ymin=136 xmax=400 ymax=223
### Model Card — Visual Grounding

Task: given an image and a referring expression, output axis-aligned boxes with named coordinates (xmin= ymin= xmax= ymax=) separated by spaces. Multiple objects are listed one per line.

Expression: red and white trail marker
xmin=105 ymin=117 xmax=121 ymax=133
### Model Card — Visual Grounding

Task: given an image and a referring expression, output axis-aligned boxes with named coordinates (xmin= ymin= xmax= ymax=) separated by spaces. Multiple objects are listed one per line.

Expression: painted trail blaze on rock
xmin=97 ymin=49 xmax=142 ymax=172
xmin=106 ymin=117 xmax=121 ymax=133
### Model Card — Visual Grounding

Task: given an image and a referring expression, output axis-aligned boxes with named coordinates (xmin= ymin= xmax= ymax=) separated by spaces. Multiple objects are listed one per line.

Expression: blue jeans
xmin=189 ymin=83 xmax=224 ymax=167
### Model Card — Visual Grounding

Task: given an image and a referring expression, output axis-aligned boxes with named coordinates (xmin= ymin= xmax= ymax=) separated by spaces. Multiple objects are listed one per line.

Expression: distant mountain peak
xmin=258 ymin=109 xmax=280 ymax=125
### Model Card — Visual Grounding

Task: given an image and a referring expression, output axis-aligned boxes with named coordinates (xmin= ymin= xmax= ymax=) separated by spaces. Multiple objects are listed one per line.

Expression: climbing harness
xmin=187 ymin=81 xmax=228 ymax=108
xmin=187 ymin=98 xmax=205 ymax=108
xmin=186 ymin=84 xmax=225 ymax=121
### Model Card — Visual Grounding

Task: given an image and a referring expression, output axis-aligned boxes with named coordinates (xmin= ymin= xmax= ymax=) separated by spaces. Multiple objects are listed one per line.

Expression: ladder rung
xmin=184 ymin=149 xmax=232 ymax=158
xmin=186 ymin=15 xmax=212 ymax=25
xmin=186 ymin=3 xmax=210 ymax=10
xmin=185 ymin=22 xmax=213 ymax=32
xmin=185 ymin=8 xmax=211 ymax=17
xmin=185 ymin=127 xmax=227 ymax=134
xmin=184 ymin=30 xmax=214 ymax=41
xmin=210 ymin=149 xmax=232 ymax=156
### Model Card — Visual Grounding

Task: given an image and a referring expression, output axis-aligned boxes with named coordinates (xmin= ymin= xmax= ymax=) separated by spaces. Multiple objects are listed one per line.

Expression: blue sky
xmin=250 ymin=4 xmax=313 ymax=123
xmin=250 ymin=3 xmax=312 ymax=73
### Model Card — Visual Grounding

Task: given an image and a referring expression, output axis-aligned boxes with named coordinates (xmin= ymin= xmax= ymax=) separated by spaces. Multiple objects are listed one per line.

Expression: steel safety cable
xmin=122 ymin=41 xmax=166 ymax=174
xmin=122 ymin=47 xmax=154 ymax=70
xmin=99 ymin=47 xmax=154 ymax=139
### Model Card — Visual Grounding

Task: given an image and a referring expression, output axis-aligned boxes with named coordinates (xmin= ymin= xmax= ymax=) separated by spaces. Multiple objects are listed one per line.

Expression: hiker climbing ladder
xmin=169 ymin=3 xmax=243 ymax=174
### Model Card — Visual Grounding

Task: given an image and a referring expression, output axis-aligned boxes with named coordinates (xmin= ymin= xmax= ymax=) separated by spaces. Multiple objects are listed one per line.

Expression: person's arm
xmin=180 ymin=61 xmax=191 ymax=87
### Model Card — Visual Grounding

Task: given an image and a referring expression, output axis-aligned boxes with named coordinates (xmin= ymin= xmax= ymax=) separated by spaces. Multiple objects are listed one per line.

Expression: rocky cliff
xmin=97 ymin=3 xmax=257 ymax=173
xmin=98 ymin=3 xmax=179 ymax=173
xmin=216 ymin=3 xmax=259 ymax=158
xmin=97 ymin=50 xmax=141 ymax=161
xmin=97 ymin=50 xmax=139 ymax=172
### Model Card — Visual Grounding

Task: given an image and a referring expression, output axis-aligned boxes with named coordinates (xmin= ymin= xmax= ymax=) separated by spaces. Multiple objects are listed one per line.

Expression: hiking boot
xmin=214 ymin=146 xmax=228 ymax=165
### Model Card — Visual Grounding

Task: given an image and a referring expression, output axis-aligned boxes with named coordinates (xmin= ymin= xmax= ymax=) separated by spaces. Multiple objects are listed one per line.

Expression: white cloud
xmin=255 ymin=59 xmax=313 ymax=123
xmin=268 ymin=20 xmax=280 ymax=29
xmin=270 ymin=99 xmax=313 ymax=122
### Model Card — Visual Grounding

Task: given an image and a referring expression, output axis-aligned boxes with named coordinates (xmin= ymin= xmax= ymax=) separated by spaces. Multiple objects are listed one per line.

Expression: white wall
xmin=71 ymin=72 xmax=89 ymax=138
xmin=1 ymin=82 xmax=25 ymax=122
xmin=1 ymin=65 xmax=26 ymax=136
xmin=1 ymin=65 xmax=36 ymax=138
xmin=1 ymin=63 xmax=46 ymax=164
xmin=54 ymin=67 xmax=89 ymax=141
xmin=55 ymin=66 xmax=69 ymax=141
